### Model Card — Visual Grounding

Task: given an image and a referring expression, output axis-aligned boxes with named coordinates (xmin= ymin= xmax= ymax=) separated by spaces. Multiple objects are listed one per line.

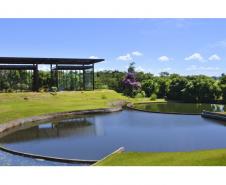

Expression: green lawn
xmin=0 ymin=90 xmax=163 ymax=124
xmin=95 ymin=149 xmax=226 ymax=166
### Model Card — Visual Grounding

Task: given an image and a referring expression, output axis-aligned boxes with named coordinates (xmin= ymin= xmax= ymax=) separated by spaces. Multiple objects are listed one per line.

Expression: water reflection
xmin=135 ymin=102 xmax=225 ymax=114
xmin=0 ymin=117 xmax=97 ymax=143
xmin=1 ymin=110 xmax=226 ymax=160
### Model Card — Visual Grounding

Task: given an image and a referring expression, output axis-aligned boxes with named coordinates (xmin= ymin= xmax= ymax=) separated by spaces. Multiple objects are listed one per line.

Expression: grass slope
xmin=0 ymin=90 xmax=162 ymax=124
xmin=96 ymin=149 xmax=226 ymax=166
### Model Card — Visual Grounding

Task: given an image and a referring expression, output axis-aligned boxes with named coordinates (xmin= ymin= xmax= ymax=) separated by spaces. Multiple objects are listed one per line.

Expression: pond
xmin=1 ymin=109 xmax=226 ymax=163
xmin=133 ymin=102 xmax=225 ymax=114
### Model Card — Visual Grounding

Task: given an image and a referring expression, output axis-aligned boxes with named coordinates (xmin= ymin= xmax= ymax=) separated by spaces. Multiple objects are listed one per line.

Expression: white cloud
xmin=158 ymin=56 xmax=171 ymax=62
xmin=208 ymin=54 xmax=221 ymax=61
xmin=185 ymin=53 xmax=204 ymax=61
xmin=117 ymin=54 xmax=133 ymax=61
xmin=186 ymin=65 xmax=220 ymax=71
xmin=89 ymin=56 xmax=99 ymax=59
xmin=131 ymin=51 xmax=143 ymax=56
xmin=136 ymin=66 xmax=145 ymax=72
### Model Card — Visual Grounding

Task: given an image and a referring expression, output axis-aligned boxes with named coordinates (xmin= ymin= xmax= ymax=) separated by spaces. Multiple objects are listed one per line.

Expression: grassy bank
xmin=96 ymin=149 xmax=226 ymax=166
xmin=0 ymin=90 xmax=163 ymax=124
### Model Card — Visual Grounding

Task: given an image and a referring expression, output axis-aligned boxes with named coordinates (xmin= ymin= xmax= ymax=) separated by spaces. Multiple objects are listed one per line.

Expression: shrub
xmin=141 ymin=91 xmax=146 ymax=97
xmin=7 ymin=88 xmax=13 ymax=93
xmin=51 ymin=86 xmax=58 ymax=92
xmin=101 ymin=94 xmax=107 ymax=99
xmin=24 ymin=97 xmax=29 ymax=100
xmin=38 ymin=88 xmax=45 ymax=93
xmin=20 ymin=83 xmax=29 ymax=91
xmin=135 ymin=91 xmax=146 ymax=98
xmin=150 ymin=93 xmax=157 ymax=101
xmin=135 ymin=93 xmax=143 ymax=98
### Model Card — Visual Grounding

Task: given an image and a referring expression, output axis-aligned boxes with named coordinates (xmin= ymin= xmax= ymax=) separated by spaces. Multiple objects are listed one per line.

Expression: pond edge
xmin=201 ymin=111 xmax=226 ymax=121
xmin=126 ymin=102 xmax=201 ymax=115
xmin=0 ymin=106 xmax=123 ymax=164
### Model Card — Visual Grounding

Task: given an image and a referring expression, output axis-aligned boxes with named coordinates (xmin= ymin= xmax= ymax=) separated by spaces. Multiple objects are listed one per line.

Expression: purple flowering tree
xmin=122 ymin=62 xmax=141 ymax=97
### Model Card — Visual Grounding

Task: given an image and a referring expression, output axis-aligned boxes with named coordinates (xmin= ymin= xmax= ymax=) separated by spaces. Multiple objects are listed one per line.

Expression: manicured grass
xmin=96 ymin=149 xmax=226 ymax=166
xmin=0 ymin=90 xmax=164 ymax=124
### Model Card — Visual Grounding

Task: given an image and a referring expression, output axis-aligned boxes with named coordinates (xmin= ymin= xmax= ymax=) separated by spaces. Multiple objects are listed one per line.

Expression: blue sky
xmin=0 ymin=19 xmax=225 ymax=76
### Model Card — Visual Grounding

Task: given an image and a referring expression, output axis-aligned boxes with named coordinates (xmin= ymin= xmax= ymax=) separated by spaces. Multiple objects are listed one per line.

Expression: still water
xmin=1 ymin=110 xmax=226 ymax=162
xmin=134 ymin=102 xmax=225 ymax=114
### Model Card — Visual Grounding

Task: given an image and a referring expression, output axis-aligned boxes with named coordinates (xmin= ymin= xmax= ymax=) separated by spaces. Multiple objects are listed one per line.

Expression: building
xmin=0 ymin=57 xmax=104 ymax=91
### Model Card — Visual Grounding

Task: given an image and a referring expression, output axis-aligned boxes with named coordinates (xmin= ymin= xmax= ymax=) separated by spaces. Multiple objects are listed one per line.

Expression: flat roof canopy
xmin=0 ymin=57 xmax=104 ymax=65
xmin=0 ymin=64 xmax=36 ymax=70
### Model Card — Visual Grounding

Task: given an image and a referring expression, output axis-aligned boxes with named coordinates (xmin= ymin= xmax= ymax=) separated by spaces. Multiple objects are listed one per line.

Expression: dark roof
xmin=0 ymin=64 xmax=36 ymax=70
xmin=0 ymin=57 xmax=104 ymax=65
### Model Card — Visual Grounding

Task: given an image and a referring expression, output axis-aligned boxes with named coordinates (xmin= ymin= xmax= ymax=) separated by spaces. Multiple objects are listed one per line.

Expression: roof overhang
xmin=0 ymin=57 xmax=104 ymax=65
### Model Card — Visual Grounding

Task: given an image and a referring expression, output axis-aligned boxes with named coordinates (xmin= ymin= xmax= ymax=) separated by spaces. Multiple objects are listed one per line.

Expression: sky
xmin=0 ymin=18 xmax=225 ymax=76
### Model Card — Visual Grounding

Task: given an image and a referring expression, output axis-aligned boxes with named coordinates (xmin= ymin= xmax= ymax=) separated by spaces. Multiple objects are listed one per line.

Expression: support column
xmin=50 ymin=64 xmax=53 ymax=88
xmin=92 ymin=64 xmax=95 ymax=90
xmin=83 ymin=65 xmax=85 ymax=90
xmin=56 ymin=64 xmax=59 ymax=89
xmin=32 ymin=64 xmax=39 ymax=91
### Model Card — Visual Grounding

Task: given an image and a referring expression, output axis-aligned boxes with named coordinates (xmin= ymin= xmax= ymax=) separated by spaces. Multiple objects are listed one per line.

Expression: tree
xmin=142 ymin=78 xmax=159 ymax=97
xmin=122 ymin=63 xmax=141 ymax=97
xmin=128 ymin=62 xmax=135 ymax=73
xmin=160 ymin=71 xmax=170 ymax=77
xmin=167 ymin=77 xmax=188 ymax=101
xmin=220 ymin=75 xmax=226 ymax=102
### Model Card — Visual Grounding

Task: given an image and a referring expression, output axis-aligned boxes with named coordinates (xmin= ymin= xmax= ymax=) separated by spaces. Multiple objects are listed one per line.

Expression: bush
xmin=135 ymin=91 xmax=146 ymax=98
xmin=24 ymin=97 xmax=29 ymax=100
xmin=20 ymin=83 xmax=29 ymax=91
xmin=7 ymin=88 xmax=13 ymax=93
xmin=141 ymin=91 xmax=146 ymax=97
xmin=135 ymin=93 xmax=143 ymax=98
xmin=51 ymin=86 xmax=58 ymax=92
xmin=150 ymin=93 xmax=157 ymax=101
xmin=38 ymin=88 xmax=45 ymax=93
xmin=101 ymin=94 xmax=107 ymax=99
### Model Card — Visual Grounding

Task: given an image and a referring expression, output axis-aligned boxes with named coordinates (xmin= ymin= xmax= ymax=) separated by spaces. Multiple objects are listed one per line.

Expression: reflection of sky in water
xmin=1 ymin=110 xmax=226 ymax=161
